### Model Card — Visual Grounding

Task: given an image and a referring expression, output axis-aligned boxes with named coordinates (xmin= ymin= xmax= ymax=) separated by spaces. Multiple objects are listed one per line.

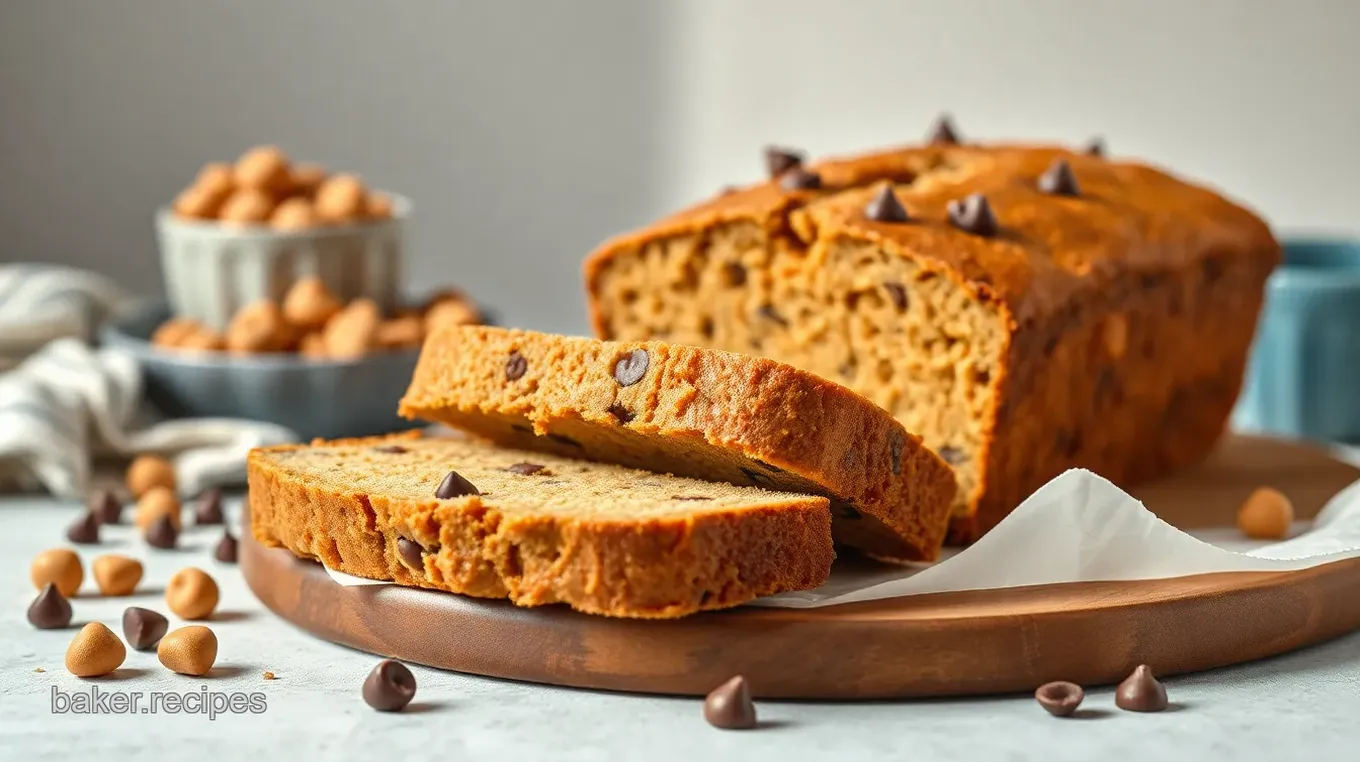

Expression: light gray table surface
xmin=2 ymin=492 xmax=1357 ymax=762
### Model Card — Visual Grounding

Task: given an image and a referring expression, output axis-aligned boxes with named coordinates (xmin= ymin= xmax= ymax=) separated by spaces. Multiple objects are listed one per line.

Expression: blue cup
xmin=1235 ymin=238 xmax=1360 ymax=443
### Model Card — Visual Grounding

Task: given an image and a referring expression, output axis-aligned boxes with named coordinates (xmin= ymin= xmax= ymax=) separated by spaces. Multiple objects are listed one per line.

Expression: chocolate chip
xmin=724 ymin=263 xmax=747 ymax=287
xmin=607 ymin=402 xmax=635 ymax=424
xmin=506 ymin=462 xmax=547 ymax=476
xmin=927 ymin=114 xmax=961 ymax=145
xmin=122 ymin=607 xmax=168 ymax=650
xmin=374 ymin=444 xmax=408 ymax=454
xmin=740 ymin=467 xmax=773 ymax=487
xmin=938 ymin=446 xmax=967 ymax=465
xmin=778 ymin=167 xmax=822 ymax=191
xmin=88 ymin=489 xmax=122 ymax=525
xmin=833 ymin=500 xmax=862 ymax=520
xmin=396 ymin=537 xmax=424 ymax=571
xmin=884 ymin=282 xmax=908 ymax=311
xmin=65 ymin=511 xmax=100 ymax=544
xmin=1035 ymin=681 xmax=1085 ymax=717
xmin=613 ymin=349 xmax=649 ymax=387
xmin=194 ymin=489 xmax=224 ymax=525
xmin=947 ymin=193 xmax=998 ymax=236
xmin=864 ymin=185 xmax=909 ymax=223
xmin=363 ymin=659 xmax=417 ymax=712
xmin=889 ymin=432 xmax=904 ymax=475
xmin=435 ymin=470 xmax=480 ymax=499
xmin=1038 ymin=158 xmax=1080 ymax=196
xmin=1114 ymin=665 xmax=1168 ymax=712
xmin=672 ymin=496 xmax=713 ymax=501
xmin=758 ymin=305 xmax=788 ymax=327
xmin=704 ymin=675 xmax=757 ymax=730
xmin=1084 ymin=137 xmax=1106 ymax=157
xmin=26 ymin=583 xmax=72 ymax=629
xmin=145 ymin=515 xmax=178 ymax=549
xmin=547 ymin=433 xmax=583 ymax=448
xmin=505 ymin=352 xmax=527 ymax=381
xmin=764 ymin=146 xmax=805 ymax=179
xmin=214 ymin=530 xmax=238 ymax=564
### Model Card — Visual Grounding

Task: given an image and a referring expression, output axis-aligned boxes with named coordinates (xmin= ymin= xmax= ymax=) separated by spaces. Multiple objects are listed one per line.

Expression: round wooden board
xmin=242 ymin=434 xmax=1360 ymax=699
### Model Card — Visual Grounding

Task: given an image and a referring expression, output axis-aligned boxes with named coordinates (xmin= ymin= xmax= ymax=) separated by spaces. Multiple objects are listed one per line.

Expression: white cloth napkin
xmin=0 ymin=264 xmax=298 ymax=499
xmin=0 ymin=264 xmax=128 ymax=370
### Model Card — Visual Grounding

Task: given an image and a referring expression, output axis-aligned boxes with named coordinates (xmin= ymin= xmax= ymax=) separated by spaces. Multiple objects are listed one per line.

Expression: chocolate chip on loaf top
xmin=398 ymin=326 xmax=957 ymax=562
xmin=583 ymin=126 xmax=1281 ymax=541
xmin=248 ymin=434 xmax=834 ymax=618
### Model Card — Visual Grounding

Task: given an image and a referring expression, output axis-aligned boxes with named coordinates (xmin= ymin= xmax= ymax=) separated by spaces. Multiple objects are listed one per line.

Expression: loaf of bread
xmin=584 ymin=138 xmax=1280 ymax=540
xmin=248 ymin=433 xmax=834 ymax=618
xmin=399 ymin=326 xmax=957 ymax=561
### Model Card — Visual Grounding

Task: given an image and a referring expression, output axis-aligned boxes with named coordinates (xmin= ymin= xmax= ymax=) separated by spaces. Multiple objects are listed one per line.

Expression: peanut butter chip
xmin=93 ymin=555 xmax=144 ymax=596
xmin=218 ymin=189 xmax=276 ymax=225
xmin=30 ymin=548 xmax=84 ymax=597
xmin=227 ymin=299 xmax=289 ymax=353
xmin=289 ymin=163 xmax=326 ymax=196
xmin=158 ymin=626 xmax=218 ymax=676
xmin=172 ymin=187 xmax=223 ymax=220
xmin=282 ymin=277 xmax=344 ymax=330
xmin=322 ymin=298 xmax=381 ymax=360
xmin=166 ymin=567 xmax=220 ymax=620
xmin=314 ymin=174 xmax=367 ymax=222
xmin=195 ymin=162 xmax=235 ymax=199
xmin=1237 ymin=486 xmax=1294 ymax=540
xmin=234 ymin=145 xmax=291 ymax=193
xmin=151 ymin=317 xmax=203 ymax=348
xmin=65 ymin=623 xmax=127 ymax=678
xmin=425 ymin=299 xmax=480 ymax=333
xmin=135 ymin=486 xmax=182 ymax=530
xmin=270 ymin=197 xmax=317 ymax=230
xmin=126 ymin=455 xmax=176 ymax=498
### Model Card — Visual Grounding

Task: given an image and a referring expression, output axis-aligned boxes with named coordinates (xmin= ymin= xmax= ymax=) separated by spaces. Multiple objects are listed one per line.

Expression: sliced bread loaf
xmin=398 ymin=326 xmax=957 ymax=562
xmin=248 ymin=433 xmax=834 ymax=619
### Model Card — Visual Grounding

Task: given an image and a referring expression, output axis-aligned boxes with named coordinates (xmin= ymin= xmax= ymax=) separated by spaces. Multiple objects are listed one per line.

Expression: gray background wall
xmin=3 ymin=0 xmax=1358 ymax=335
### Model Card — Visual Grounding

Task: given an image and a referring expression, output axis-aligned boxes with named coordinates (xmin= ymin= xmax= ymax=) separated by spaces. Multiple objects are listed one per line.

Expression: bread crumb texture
xmin=399 ymin=326 xmax=957 ymax=561
xmin=249 ymin=434 xmax=834 ymax=619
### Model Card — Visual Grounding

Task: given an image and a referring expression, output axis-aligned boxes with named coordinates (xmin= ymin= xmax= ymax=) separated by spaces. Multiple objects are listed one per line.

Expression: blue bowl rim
xmin=1273 ymin=237 xmax=1360 ymax=290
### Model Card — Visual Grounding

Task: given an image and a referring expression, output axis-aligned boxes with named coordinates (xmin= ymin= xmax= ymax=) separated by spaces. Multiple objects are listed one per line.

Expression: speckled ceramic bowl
xmin=100 ymin=300 xmax=419 ymax=441
xmin=155 ymin=195 xmax=409 ymax=331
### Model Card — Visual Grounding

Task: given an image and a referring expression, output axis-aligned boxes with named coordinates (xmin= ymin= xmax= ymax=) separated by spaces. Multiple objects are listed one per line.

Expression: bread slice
xmin=398 ymin=326 xmax=957 ymax=562
xmin=248 ymin=433 xmax=834 ymax=619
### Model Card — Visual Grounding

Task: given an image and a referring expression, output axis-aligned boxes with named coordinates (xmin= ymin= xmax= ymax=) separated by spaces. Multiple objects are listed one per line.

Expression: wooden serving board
xmin=241 ymin=435 xmax=1360 ymax=699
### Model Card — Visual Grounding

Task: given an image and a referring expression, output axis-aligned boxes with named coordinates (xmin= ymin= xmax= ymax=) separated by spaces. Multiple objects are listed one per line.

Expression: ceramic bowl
xmin=101 ymin=300 xmax=419 ymax=441
xmin=155 ymin=195 xmax=409 ymax=331
xmin=1235 ymin=237 xmax=1360 ymax=443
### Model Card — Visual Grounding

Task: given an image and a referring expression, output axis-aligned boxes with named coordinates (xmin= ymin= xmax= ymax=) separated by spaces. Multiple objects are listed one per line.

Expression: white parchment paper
xmin=322 ymin=469 xmax=1360 ymax=606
